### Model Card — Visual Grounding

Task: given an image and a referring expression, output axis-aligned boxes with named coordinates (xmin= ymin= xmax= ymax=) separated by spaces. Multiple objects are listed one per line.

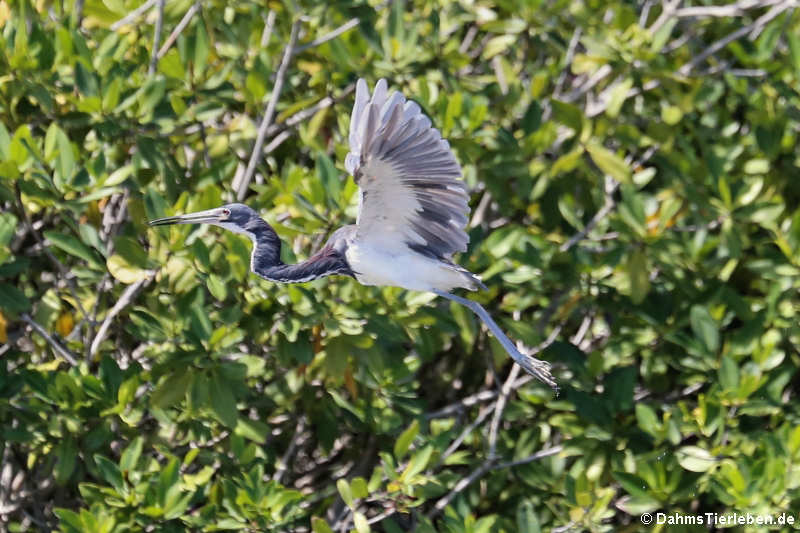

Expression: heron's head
xmin=148 ymin=203 xmax=260 ymax=237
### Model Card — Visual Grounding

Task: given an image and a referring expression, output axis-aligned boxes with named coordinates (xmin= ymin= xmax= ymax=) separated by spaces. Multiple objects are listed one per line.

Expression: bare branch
xmin=648 ymin=0 xmax=681 ymax=35
xmin=260 ymin=10 xmax=277 ymax=48
xmin=149 ymin=0 xmax=166 ymax=75
xmin=89 ymin=272 xmax=156 ymax=358
xmin=21 ymin=314 xmax=79 ymax=366
xmin=263 ymin=83 xmax=355 ymax=139
xmin=426 ymin=460 xmax=494 ymax=518
xmin=678 ymin=0 xmax=795 ymax=75
xmin=560 ymin=176 xmax=620 ymax=252
xmin=552 ymin=27 xmax=583 ymax=100
xmin=425 ymin=388 xmax=503 ymax=419
xmin=675 ymin=0 xmax=785 ymax=18
xmin=439 ymin=401 xmax=496 ymax=462
xmin=262 ymin=130 xmax=292 ymax=155
xmin=110 ymin=0 xmax=157 ymax=31
xmin=157 ymin=0 xmax=201 ymax=60
xmin=293 ymin=18 xmax=359 ymax=54
xmin=427 ymin=442 xmax=561 ymax=518
xmin=487 ymin=364 xmax=520 ymax=459
xmin=273 ymin=416 xmax=306 ymax=483
xmin=236 ymin=19 xmax=301 ymax=201
xmin=14 ymin=188 xmax=91 ymax=325
xmin=493 ymin=445 xmax=563 ymax=470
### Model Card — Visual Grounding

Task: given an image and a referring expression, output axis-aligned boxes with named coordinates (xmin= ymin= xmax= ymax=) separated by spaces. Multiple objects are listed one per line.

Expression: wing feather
xmin=346 ymin=79 xmax=470 ymax=260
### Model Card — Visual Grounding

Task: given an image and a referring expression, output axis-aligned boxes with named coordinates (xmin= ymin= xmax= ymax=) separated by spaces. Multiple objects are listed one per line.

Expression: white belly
xmin=345 ymin=242 xmax=467 ymax=292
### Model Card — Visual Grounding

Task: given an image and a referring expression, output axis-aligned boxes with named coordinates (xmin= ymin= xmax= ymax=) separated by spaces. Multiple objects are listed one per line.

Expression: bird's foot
xmin=514 ymin=343 xmax=557 ymax=390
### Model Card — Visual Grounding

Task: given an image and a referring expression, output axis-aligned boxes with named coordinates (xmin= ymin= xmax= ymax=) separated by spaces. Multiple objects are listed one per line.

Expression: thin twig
xmin=110 ymin=0 xmax=157 ymax=31
xmin=273 ymin=416 xmax=306 ymax=484
xmin=427 ymin=443 xmax=561 ymax=518
xmin=439 ymin=401 xmax=497 ymax=462
xmin=493 ymin=445 xmax=563 ymax=470
xmin=487 ymin=365 xmax=521 ymax=460
xmin=14 ymin=187 xmax=91 ymax=324
xmin=89 ymin=272 xmax=156 ymax=358
xmin=552 ymin=27 xmax=583 ymax=100
xmin=678 ymin=0 xmax=794 ymax=75
xmin=648 ymin=0 xmax=681 ymax=35
xmin=426 ymin=388 xmax=503 ymax=419
xmin=262 ymin=130 xmax=292 ymax=155
xmin=237 ymin=19 xmax=301 ymax=201
xmin=157 ymin=0 xmax=201 ymax=60
xmin=675 ymin=0 xmax=784 ymax=18
xmin=263 ymin=83 xmax=355 ymax=139
xmin=560 ymin=176 xmax=620 ymax=252
xmin=261 ymin=10 xmax=277 ymax=48
xmin=293 ymin=18 xmax=360 ymax=54
xmin=149 ymin=0 xmax=166 ymax=75
xmin=21 ymin=314 xmax=79 ymax=366
xmin=427 ymin=461 xmax=494 ymax=518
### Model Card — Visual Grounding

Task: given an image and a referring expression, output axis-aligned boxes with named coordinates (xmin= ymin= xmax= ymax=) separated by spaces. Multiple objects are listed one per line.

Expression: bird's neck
xmin=247 ymin=218 xmax=283 ymax=270
xmin=248 ymin=219 xmax=354 ymax=283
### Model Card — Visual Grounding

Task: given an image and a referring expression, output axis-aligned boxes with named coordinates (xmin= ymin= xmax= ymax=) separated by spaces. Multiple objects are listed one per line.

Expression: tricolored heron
xmin=149 ymin=79 xmax=555 ymax=388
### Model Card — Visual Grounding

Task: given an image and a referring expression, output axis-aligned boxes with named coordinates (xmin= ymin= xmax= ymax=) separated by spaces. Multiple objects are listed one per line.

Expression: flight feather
xmin=345 ymin=78 xmax=470 ymax=261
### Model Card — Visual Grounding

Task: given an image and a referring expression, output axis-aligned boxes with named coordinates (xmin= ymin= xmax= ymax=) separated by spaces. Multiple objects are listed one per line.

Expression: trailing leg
xmin=433 ymin=290 xmax=556 ymax=389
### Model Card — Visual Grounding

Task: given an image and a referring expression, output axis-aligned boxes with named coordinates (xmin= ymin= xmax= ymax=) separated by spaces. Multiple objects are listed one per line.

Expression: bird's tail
xmin=453 ymin=264 xmax=487 ymax=291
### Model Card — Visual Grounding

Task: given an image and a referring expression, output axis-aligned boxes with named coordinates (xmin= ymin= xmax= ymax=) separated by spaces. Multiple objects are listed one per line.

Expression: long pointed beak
xmin=148 ymin=207 xmax=227 ymax=227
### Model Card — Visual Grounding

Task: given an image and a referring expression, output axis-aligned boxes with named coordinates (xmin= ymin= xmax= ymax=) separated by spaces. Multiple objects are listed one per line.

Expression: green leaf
xmin=234 ymin=417 xmax=270 ymax=444
xmin=661 ymin=105 xmax=682 ymax=125
xmin=316 ymin=152 xmax=341 ymax=208
xmin=393 ymin=419 xmax=419 ymax=460
xmin=788 ymin=32 xmax=800 ymax=72
xmin=107 ymin=254 xmax=148 ymax=284
xmin=206 ymin=274 xmax=228 ymax=301
xmin=550 ymin=100 xmax=583 ymax=132
xmin=516 ymin=500 xmax=541 ymax=533
xmin=54 ymin=508 xmax=83 ymax=533
xmin=55 ymin=437 xmax=77 ymax=484
xmin=336 ymin=478 xmax=354 ymax=508
xmin=120 ymin=436 xmax=144 ymax=473
xmin=718 ymin=356 xmax=739 ymax=392
xmin=743 ymin=158 xmax=769 ymax=174
xmin=482 ymin=35 xmax=516 ymax=60
xmin=209 ymin=372 xmax=238 ymax=427
xmin=635 ymin=404 xmax=659 ymax=434
xmin=157 ymin=456 xmax=180 ymax=507
xmin=194 ymin=21 xmax=210 ymax=75
xmin=350 ymin=476 xmax=368 ymax=500
xmin=444 ymin=91 xmax=463 ymax=134
xmin=402 ymin=445 xmax=433 ymax=480
xmin=690 ymin=305 xmax=719 ymax=353
xmin=311 ymin=517 xmax=335 ymax=533
xmin=586 ymin=143 xmax=631 ymax=183
xmin=650 ymin=17 xmax=676 ymax=52
xmin=612 ymin=471 xmax=651 ymax=499
xmin=626 ymin=250 xmax=650 ymax=304
xmin=150 ymin=371 xmax=192 ymax=409
xmin=94 ymin=454 xmax=125 ymax=493
xmin=353 ymin=511 xmax=370 ymax=533
xmin=676 ymin=446 xmax=717 ymax=472
xmin=0 ymin=283 xmax=31 ymax=312
xmin=606 ymin=78 xmax=633 ymax=118
xmin=44 ymin=231 xmax=103 ymax=269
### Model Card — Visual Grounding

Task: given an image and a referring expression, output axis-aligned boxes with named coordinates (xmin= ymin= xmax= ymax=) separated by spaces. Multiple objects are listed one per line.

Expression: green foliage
xmin=2 ymin=0 xmax=800 ymax=531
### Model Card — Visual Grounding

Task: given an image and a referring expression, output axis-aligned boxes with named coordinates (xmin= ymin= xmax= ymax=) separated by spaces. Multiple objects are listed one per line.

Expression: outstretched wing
xmin=344 ymin=78 xmax=470 ymax=260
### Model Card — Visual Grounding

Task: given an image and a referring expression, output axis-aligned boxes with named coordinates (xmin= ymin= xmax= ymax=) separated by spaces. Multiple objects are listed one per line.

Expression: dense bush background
xmin=2 ymin=0 xmax=800 ymax=531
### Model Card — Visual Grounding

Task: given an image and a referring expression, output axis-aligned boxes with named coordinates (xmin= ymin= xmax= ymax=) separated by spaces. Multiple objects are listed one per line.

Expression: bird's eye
xmin=223 ymin=209 xmax=231 ymax=218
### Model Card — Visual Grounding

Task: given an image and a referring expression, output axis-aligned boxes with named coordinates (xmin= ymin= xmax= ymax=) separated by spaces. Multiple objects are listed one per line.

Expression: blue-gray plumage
xmin=148 ymin=79 xmax=555 ymax=388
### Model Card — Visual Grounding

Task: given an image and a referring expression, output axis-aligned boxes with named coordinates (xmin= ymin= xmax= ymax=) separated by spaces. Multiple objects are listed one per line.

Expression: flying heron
xmin=149 ymin=78 xmax=555 ymax=388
